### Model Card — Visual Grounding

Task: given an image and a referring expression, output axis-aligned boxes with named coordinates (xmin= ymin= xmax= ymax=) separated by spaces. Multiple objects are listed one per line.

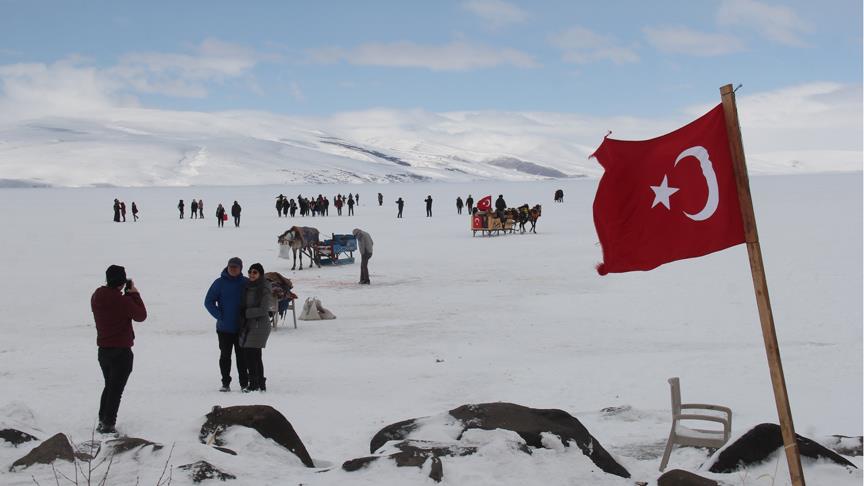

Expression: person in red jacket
xmin=91 ymin=265 xmax=147 ymax=434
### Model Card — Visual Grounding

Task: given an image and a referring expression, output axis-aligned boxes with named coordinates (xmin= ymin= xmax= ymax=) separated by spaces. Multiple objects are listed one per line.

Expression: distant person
xmin=231 ymin=201 xmax=242 ymax=227
xmin=495 ymin=194 xmax=507 ymax=212
xmin=119 ymin=201 xmax=127 ymax=222
xmin=239 ymin=262 xmax=272 ymax=392
xmin=289 ymin=199 xmax=297 ymax=217
xmin=466 ymin=195 xmax=474 ymax=214
xmin=276 ymin=195 xmax=285 ymax=217
xmin=347 ymin=194 xmax=355 ymax=216
xmin=131 ymin=202 xmax=139 ymax=222
xmin=335 ymin=196 xmax=343 ymax=216
xmin=178 ymin=200 xmax=185 ymax=219
xmin=204 ymin=257 xmax=248 ymax=392
xmin=191 ymin=199 xmax=199 ymax=220
xmin=396 ymin=197 xmax=404 ymax=218
xmin=554 ymin=189 xmax=564 ymax=203
xmin=216 ymin=204 xmax=226 ymax=228
xmin=355 ymin=193 xmax=360 ymax=205
xmin=424 ymin=195 xmax=433 ymax=217
xmin=198 ymin=200 xmax=204 ymax=218
xmin=378 ymin=193 xmax=383 ymax=206
xmin=113 ymin=199 xmax=121 ymax=223
xmin=352 ymin=228 xmax=373 ymax=285
xmin=91 ymin=265 xmax=147 ymax=434
xmin=456 ymin=196 xmax=464 ymax=215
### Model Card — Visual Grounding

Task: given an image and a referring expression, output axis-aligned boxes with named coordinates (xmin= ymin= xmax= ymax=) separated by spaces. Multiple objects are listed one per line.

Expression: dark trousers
xmin=244 ymin=348 xmax=264 ymax=390
xmin=218 ymin=331 xmax=247 ymax=388
xmin=426 ymin=208 xmax=432 ymax=217
xmin=98 ymin=347 xmax=134 ymax=426
xmin=348 ymin=206 xmax=354 ymax=215
xmin=360 ymin=251 xmax=371 ymax=284
xmin=233 ymin=216 xmax=240 ymax=227
xmin=218 ymin=217 xmax=224 ymax=227
xmin=457 ymin=206 xmax=462 ymax=214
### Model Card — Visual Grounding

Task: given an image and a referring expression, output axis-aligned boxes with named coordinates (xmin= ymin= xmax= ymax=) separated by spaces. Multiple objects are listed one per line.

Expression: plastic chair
xmin=659 ymin=377 xmax=732 ymax=471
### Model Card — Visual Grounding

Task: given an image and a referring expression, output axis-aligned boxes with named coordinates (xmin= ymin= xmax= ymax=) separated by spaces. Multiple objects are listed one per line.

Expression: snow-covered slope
xmin=0 ymin=101 xmax=859 ymax=187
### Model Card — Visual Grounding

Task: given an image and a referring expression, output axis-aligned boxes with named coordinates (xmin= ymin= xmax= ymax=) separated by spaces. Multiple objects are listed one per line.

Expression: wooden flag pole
xmin=720 ymin=84 xmax=805 ymax=486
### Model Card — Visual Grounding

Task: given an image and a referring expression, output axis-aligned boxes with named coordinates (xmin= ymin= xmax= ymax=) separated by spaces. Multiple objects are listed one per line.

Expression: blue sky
xmin=0 ymin=0 xmax=861 ymax=117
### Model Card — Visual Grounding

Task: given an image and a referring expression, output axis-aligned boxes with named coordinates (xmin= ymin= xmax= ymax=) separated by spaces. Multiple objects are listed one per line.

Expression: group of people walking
xmin=179 ymin=199 xmax=206 ymax=219
xmin=112 ymin=199 xmax=138 ymax=222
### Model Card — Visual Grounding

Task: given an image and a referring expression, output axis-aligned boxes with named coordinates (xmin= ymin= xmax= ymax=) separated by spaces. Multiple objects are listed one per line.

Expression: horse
xmin=516 ymin=204 xmax=530 ymax=233
xmin=529 ymin=205 xmax=542 ymax=233
xmin=554 ymin=189 xmax=564 ymax=203
xmin=278 ymin=226 xmax=320 ymax=270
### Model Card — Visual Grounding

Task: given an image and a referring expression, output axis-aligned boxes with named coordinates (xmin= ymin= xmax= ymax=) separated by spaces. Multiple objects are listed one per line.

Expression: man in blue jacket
xmin=204 ymin=257 xmax=249 ymax=392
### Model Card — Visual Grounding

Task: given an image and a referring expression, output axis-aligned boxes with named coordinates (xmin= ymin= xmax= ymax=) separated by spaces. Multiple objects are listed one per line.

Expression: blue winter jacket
xmin=204 ymin=268 xmax=249 ymax=333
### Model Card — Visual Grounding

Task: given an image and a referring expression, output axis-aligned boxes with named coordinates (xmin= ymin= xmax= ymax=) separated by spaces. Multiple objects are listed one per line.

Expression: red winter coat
xmin=91 ymin=287 xmax=147 ymax=348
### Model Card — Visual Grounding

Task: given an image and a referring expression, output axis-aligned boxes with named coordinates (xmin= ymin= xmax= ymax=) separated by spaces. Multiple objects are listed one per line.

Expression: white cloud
xmin=462 ymin=0 xmax=528 ymax=28
xmin=549 ymin=27 xmax=639 ymax=64
xmin=308 ymin=41 xmax=539 ymax=71
xmin=0 ymin=40 xmax=276 ymax=120
xmin=643 ymin=26 xmax=745 ymax=56
xmin=717 ymin=0 xmax=810 ymax=46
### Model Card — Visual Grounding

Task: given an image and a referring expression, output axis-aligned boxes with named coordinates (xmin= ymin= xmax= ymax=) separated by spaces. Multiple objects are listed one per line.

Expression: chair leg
xmin=659 ymin=430 xmax=676 ymax=472
xmin=292 ymin=304 xmax=297 ymax=329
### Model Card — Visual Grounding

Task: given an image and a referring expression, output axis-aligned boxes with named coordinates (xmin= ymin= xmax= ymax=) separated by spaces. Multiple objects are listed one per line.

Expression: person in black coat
xmin=231 ymin=201 xmax=242 ymax=227
xmin=378 ymin=193 xmax=383 ymax=206
xmin=347 ymin=194 xmax=355 ymax=216
xmin=495 ymin=195 xmax=507 ymax=212
xmin=456 ymin=197 xmax=464 ymax=215
xmin=113 ymin=199 xmax=121 ymax=222
xmin=178 ymin=200 xmax=185 ymax=219
xmin=190 ymin=199 xmax=199 ymax=220
xmin=396 ymin=198 xmax=405 ymax=218
xmin=424 ymin=195 xmax=433 ymax=217
xmin=466 ymin=195 xmax=474 ymax=213
xmin=131 ymin=202 xmax=139 ymax=222
xmin=216 ymin=204 xmax=226 ymax=227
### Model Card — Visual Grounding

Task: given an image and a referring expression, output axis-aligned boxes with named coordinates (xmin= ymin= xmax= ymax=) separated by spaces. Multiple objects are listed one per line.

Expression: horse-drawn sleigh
xmin=278 ymin=226 xmax=357 ymax=268
xmin=471 ymin=204 xmax=542 ymax=236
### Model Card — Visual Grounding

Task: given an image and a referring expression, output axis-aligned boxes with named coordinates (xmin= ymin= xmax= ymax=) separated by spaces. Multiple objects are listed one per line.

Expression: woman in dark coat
xmin=240 ymin=263 xmax=273 ymax=392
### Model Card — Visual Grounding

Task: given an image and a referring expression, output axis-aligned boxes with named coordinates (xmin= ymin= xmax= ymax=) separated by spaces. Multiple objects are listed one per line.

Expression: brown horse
xmin=529 ymin=205 xmax=541 ymax=233
xmin=278 ymin=226 xmax=320 ymax=270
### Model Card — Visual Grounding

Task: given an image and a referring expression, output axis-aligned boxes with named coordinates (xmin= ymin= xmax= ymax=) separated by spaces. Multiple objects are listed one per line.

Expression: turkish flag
xmin=476 ymin=195 xmax=492 ymax=212
xmin=592 ymin=104 xmax=745 ymax=275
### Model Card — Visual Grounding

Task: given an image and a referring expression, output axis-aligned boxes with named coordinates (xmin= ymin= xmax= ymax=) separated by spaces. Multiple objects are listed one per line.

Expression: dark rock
xmin=369 ymin=418 xmax=419 ymax=453
xmin=105 ymin=437 xmax=163 ymax=455
xmin=0 ymin=429 xmax=38 ymax=446
xmin=344 ymin=440 xmax=476 ymax=482
xmin=9 ymin=433 xmax=75 ymax=471
xmin=213 ymin=446 xmax=237 ymax=456
xmin=707 ymin=423 xmax=858 ymax=473
xmin=178 ymin=460 xmax=235 ymax=483
xmin=200 ymin=405 xmax=314 ymax=467
xmin=449 ymin=402 xmax=630 ymax=478
xmin=657 ymin=469 xmax=719 ymax=486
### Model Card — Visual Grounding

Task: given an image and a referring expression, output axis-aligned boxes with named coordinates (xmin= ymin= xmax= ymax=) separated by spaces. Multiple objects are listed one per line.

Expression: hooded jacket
xmin=92 ymin=287 xmax=147 ymax=347
xmin=204 ymin=268 xmax=248 ymax=333
xmin=352 ymin=229 xmax=373 ymax=255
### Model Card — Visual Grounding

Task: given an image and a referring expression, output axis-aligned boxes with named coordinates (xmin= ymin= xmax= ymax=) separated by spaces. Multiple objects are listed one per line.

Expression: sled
xmin=471 ymin=211 xmax=516 ymax=236
xmin=315 ymin=233 xmax=357 ymax=265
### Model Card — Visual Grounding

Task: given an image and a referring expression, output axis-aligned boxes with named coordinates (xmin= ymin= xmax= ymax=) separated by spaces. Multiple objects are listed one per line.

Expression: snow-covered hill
xmin=0 ymin=97 xmax=860 ymax=187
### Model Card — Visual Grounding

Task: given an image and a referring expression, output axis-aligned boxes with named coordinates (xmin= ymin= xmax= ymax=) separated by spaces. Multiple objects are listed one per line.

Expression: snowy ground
xmin=0 ymin=174 xmax=861 ymax=485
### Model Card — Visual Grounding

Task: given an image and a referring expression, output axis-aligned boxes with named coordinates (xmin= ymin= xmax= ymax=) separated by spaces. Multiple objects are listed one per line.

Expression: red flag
xmin=592 ymin=104 xmax=745 ymax=275
xmin=476 ymin=195 xmax=492 ymax=212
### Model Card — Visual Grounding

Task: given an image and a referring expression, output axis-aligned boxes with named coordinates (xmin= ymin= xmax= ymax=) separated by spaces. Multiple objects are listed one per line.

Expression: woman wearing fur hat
xmin=239 ymin=263 xmax=273 ymax=392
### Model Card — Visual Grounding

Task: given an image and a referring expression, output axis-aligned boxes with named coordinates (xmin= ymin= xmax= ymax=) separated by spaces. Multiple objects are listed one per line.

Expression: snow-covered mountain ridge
xmin=0 ymin=102 xmax=859 ymax=187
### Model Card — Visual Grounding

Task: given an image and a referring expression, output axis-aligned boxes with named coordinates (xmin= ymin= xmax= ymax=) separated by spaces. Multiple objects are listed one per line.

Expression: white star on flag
xmin=650 ymin=175 xmax=679 ymax=209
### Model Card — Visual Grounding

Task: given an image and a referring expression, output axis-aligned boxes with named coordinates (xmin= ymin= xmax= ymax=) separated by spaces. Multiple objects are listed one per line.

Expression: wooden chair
xmin=659 ymin=377 xmax=732 ymax=471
